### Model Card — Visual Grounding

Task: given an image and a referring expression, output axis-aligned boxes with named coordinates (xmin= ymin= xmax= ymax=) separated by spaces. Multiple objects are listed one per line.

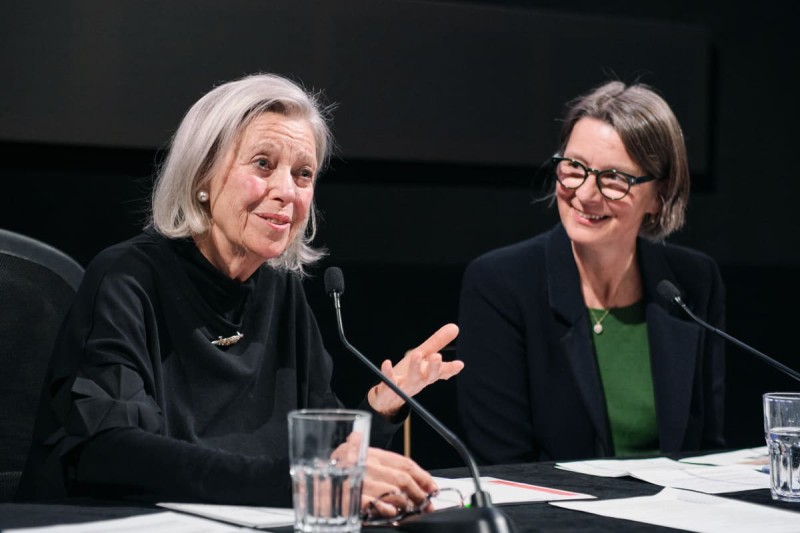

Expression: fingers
xmin=412 ymin=323 xmax=459 ymax=357
xmin=362 ymin=448 xmax=437 ymax=510
xmin=380 ymin=358 xmax=396 ymax=381
xmin=404 ymin=351 xmax=425 ymax=384
xmin=361 ymin=493 xmax=401 ymax=518
xmin=368 ymin=323 xmax=463 ymax=418
xmin=405 ymin=323 xmax=462 ymax=384
xmin=437 ymin=359 xmax=465 ymax=380
xmin=400 ymin=351 xmax=463 ymax=386
xmin=368 ymin=447 xmax=435 ymax=498
xmin=330 ymin=431 xmax=366 ymax=464
xmin=426 ymin=353 xmax=442 ymax=382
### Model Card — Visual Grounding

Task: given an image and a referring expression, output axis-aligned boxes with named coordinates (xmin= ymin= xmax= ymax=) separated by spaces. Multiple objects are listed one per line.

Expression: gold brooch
xmin=211 ymin=331 xmax=244 ymax=346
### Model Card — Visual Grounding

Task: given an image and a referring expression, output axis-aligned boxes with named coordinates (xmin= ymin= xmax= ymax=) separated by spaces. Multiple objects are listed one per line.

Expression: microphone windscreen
xmin=324 ymin=267 xmax=345 ymax=296
xmin=656 ymin=279 xmax=682 ymax=302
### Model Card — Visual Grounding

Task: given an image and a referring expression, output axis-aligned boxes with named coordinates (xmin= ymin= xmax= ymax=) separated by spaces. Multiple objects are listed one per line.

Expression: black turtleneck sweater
xmin=17 ymin=229 xmax=401 ymax=505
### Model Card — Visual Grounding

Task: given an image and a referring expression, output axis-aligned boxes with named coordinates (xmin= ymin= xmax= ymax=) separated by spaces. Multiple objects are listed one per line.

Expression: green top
xmin=589 ymin=300 xmax=659 ymax=457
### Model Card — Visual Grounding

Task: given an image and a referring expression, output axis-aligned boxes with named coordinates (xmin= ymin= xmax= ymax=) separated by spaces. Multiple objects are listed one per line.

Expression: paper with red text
xmin=432 ymin=476 xmax=594 ymax=508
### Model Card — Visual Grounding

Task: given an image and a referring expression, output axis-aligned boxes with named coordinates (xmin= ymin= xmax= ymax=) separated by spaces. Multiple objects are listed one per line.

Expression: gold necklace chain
xmin=588 ymin=308 xmax=611 ymax=335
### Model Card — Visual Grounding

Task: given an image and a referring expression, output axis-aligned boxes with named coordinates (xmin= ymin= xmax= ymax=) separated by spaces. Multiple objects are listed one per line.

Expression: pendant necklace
xmin=589 ymin=308 xmax=611 ymax=335
xmin=211 ymin=331 xmax=244 ymax=346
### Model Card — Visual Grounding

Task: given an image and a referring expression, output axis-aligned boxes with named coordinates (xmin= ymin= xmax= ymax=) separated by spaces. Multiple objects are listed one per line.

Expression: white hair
xmin=150 ymin=73 xmax=333 ymax=274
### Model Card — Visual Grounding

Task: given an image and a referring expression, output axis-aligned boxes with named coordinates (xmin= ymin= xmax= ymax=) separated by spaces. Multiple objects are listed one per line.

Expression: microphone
xmin=656 ymin=279 xmax=800 ymax=383
xmin=323 ymin=267 xmax=516 ymax=533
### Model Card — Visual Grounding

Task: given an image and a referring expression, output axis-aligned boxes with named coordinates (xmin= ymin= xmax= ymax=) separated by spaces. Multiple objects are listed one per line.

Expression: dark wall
xmin=1 ymin=0 xmax=798 ymax=469
xmin=1 ymin=0 xmax=712 ymax=173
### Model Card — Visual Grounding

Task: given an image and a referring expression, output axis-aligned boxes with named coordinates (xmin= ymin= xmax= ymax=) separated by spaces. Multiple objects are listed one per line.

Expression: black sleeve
xmin=359 ymin=398 xmax=408 ymax=449
xmin=76 ymin=426 xmax=292 ymax=505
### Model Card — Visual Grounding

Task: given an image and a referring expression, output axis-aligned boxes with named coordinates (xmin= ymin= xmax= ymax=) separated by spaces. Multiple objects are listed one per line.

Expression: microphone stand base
xmin=395 ymin=506 xmax=516 ymax=533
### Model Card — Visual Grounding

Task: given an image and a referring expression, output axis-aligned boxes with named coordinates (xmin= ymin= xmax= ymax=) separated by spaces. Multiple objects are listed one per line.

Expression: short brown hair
xmin=558 ymin=81 xmax=689 ymax=239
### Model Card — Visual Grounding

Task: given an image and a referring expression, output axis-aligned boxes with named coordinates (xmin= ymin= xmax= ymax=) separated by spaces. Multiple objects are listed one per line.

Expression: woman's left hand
xmin=368 ymin=323 xmax=463 ymax=418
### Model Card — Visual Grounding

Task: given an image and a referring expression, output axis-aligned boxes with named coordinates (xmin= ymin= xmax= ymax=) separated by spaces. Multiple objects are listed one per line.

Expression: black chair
xmin=0 ymin=229 xmax=84 ymax=502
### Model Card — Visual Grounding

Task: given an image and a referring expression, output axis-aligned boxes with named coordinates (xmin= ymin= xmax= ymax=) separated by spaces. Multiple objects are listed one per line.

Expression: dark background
xmin=1 ymin=0 xmax=798 ymax=469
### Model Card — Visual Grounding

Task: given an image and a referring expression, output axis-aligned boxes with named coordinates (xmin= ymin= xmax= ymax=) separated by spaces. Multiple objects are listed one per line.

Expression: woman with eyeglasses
xmin=455 ymin=81 xmax=725 ymax=463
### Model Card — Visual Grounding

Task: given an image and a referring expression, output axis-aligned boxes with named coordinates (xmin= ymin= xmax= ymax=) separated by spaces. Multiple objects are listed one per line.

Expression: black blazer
xmin=455 ymin=224 xmax=725 ymax=463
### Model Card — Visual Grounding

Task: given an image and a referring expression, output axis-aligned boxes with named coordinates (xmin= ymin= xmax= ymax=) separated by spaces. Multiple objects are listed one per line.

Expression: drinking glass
xmin=288 ymin=409 xmax=371 ymax=532
xmin=763 ymin=392 xmax=800 ymax=502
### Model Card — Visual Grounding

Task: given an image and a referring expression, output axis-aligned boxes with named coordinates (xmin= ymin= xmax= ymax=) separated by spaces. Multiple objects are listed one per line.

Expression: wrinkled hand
xmin=360 ymin=447 xmax=437 ymax=517
xmin=368 ymin=323 xmax=463 ymax=418
xmin=330 ymin=431 xmax=367 ymax=466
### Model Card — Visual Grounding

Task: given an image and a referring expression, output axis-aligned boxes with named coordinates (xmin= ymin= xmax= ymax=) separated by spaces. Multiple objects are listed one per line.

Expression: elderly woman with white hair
xmin=18 ymin=73 xmax=462 ymax=512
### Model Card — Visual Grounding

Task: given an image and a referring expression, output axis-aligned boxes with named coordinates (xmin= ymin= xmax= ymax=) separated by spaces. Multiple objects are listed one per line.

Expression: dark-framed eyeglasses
xmin=551 ymin=156 xmax=657 ymax=200
xmin=361 ymin=487 xmax=465 ymax=527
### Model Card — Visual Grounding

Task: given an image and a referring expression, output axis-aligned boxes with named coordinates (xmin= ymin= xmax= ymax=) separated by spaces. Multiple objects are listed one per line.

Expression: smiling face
xmin=556 ymin=117 xmax=660 ymax=253
xmin=197 ymin=112 xmax=318 ymax=280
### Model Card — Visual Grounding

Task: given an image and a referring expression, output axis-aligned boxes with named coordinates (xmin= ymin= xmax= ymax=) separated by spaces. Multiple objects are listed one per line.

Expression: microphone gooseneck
xmin=657 ymin=279 xmax=800 ymax=383
xmin=323 ymin=266 xmax=516 ymax=533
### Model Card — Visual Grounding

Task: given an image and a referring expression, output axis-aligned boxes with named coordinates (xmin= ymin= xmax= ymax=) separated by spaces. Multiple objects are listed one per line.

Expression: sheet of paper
xmin=679 ymin=446 xmax=769 ymax=469
xmin=157 ymin=502 xmax=294 ymax=528
xmin=629 ymin=464 xmax=771 ymax=494
xmin=550 ymin=487 xmax=800 ymax=533
xmin=555 ymin=456 xmax=700 ymax=477
xmin=4 ymin=511 xmax=245 ymax=533
xmin=432 ymin=476 xmax=594 ymax=508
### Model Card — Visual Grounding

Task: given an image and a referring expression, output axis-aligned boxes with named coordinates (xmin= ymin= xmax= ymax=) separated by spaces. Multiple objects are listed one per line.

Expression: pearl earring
xmin=197 ymin=190 xmax=209 ymax=203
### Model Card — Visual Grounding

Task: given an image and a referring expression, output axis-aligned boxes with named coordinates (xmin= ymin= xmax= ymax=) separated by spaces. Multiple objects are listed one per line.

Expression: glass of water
xmin=288 ymin=409 xmax=371 ymax=532
xmin=763 ymin=392 xmax=800 ymax=502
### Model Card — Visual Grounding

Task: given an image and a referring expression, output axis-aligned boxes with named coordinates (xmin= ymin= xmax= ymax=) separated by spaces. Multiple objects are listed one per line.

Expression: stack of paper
xmin=679 ymin=446 xmax=769 ymax=467
xmin=157 ymin=503 xmax=294 ymax=528
xmin=4 ymin=511 xmax=245 ymax=532
xmin=432 ymin=476 xmax=594 ymax=507
xmin=556 ymin=451 xmax=770 ymax=494
xmin=556 ymin=456 xmax=693 ymax=478
xmin=551 ymin=487 xmax=800 ymax=533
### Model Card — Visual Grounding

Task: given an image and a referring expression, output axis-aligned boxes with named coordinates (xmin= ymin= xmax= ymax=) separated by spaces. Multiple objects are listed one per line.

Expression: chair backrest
xmin=0 ymin=229 xmax=84 ymax=502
